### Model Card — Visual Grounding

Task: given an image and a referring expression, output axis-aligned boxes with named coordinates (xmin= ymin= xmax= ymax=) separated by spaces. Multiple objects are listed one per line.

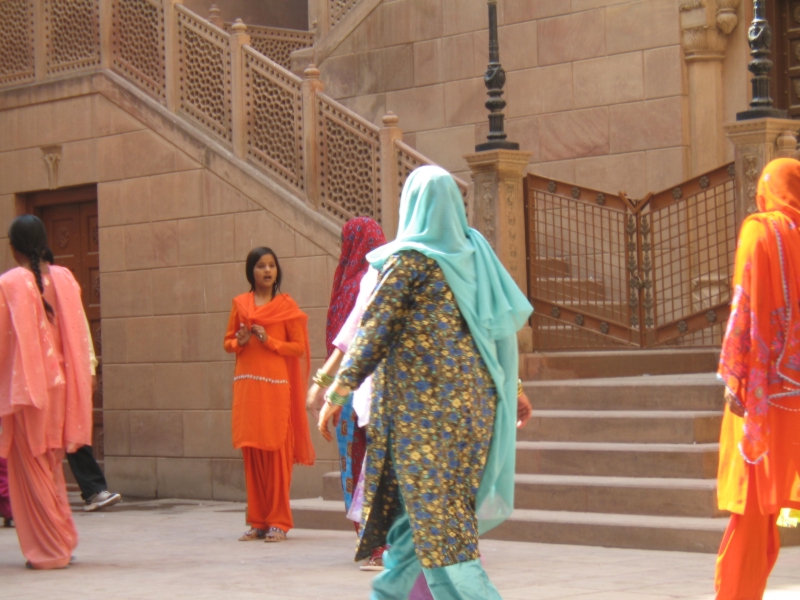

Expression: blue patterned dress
xmin=336 ymin=251 xmax=497 ymax=569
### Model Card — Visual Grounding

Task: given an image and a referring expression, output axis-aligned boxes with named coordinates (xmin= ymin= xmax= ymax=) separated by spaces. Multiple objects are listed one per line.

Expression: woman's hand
xmin=517 ymin=392 xmax=533 ymax=428
xmin=318 ymin=399 xmax=343 ymax=442
xmin=306 ymin=382 xmax=327 ymax=411
xmin=251 ymin=325 xmax=268 ymax=343
xmin=725 ymin=388 xmax=746 ymax=418
xmin=236 ymin=324 xmax=252 ymax=347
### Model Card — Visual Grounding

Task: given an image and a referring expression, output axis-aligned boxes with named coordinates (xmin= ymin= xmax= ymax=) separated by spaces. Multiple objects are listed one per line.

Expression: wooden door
xmin=27 ymin=187 xmax=103 ymax=458
xmin=769 ymin=0 xmax=800 ymax=117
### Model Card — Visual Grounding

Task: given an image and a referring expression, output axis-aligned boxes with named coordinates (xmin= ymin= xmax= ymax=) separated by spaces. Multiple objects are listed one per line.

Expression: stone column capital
xmin=680 ymin=0 xmax=740 ymax=62
xmin=724 ymin=117 xmax=799 ymax=227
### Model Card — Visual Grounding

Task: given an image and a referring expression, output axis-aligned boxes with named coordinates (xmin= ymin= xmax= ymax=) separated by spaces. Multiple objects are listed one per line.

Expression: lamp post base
xmin=737 ymin=107 xmax=789 ymax=120
xmin=475 ymin=140 xmax=520 ymax=152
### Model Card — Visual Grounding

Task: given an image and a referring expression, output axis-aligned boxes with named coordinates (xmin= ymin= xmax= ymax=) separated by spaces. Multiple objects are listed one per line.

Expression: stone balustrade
xmin=0 ymin=0 xmax=469 ymax=239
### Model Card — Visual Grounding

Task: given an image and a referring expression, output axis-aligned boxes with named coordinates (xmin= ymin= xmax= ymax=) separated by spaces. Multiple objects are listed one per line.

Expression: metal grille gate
xmin=524 ymin=163 xmax=737 ymax=350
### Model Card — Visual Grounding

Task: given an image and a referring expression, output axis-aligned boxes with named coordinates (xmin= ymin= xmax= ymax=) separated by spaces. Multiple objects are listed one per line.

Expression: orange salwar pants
xmin=242 ymin=431 xmax=294 ymax=533
xmin=715 ymin=467 xmax=780 ymax=600
xmin=7 ymin=411 xmax=77 ymax=570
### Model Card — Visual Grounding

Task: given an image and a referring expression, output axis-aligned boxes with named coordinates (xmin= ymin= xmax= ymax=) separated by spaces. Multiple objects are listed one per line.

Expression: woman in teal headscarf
xmin=318 ymin=165 xmax=533 ymax=600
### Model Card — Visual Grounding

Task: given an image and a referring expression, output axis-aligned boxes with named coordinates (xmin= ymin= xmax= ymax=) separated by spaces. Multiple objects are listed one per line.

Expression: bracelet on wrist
xmin=328 ymin=390 xmax=349 ymax=406
xmin=517 ymin=379 xmax=524 ymax=397
xmin=313 ymin=370 xmax=335 ymax=388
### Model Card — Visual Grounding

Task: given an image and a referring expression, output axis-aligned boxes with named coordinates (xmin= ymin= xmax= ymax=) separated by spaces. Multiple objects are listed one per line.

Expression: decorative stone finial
xmin=207 ymin=4 xmax=224 ymax=28
xmin=382 ymin=112 xmax=400 ymax=127
xmin=304 ymin=64 xmax=320 ymax=79
xmin=231 ymin=18 xmax=247 ymax=33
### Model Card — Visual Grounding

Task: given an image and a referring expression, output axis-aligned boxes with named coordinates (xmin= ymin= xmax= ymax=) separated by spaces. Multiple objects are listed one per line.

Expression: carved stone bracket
xmin=41 ymin=145 xmax=62 ymax=189
xmin=680 ymin=0 xmax=740 ymax=61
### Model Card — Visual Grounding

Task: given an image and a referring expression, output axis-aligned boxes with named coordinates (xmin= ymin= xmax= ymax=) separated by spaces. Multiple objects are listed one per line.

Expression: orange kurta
xmin=224 ymin=292 xmax=315 ymax=531
xmin=716 ymin=159 xmax=800 ymax=599
xmin=0 ymin=266 xmax=93 ymax=569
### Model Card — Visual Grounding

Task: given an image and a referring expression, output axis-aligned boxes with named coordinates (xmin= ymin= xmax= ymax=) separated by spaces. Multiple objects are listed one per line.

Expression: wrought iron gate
xmin=524 ymin=163 xmax=737 ymax=350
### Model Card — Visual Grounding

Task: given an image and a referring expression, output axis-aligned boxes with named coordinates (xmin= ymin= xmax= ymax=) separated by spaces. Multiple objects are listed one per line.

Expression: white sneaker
xmin=84 ymin=490 xmax=121 ymax=512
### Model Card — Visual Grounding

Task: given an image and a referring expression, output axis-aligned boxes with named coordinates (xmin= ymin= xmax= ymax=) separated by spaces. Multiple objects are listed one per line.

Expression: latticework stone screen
xmin=0 ymin=0 xmax=36 ymax=86
xmin=112 ymin=0 xmax=166 ymax=101
xmin=44 ymin=0 xmax=101 ymax=76
xmin=176 ymin=6 xmax=232 ymax=142
xmin=244 ymin=46 xmax=304 ymax=190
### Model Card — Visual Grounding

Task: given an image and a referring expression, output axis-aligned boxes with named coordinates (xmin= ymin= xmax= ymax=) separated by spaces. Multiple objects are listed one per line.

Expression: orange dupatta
xmin=233 ymin=293 xmax=316 ymax=466
xmin=718 ymin=158 xmax=800 ymax=466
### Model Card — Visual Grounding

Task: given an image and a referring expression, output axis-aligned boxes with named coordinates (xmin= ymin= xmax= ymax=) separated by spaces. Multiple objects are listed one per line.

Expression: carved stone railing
xmin=0 ymin=0 xmax=470 ymax=238
xmin=225 ymin=22 xmax=312 ymax=71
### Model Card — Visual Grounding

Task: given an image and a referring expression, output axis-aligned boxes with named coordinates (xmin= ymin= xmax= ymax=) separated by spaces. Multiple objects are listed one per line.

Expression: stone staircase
xmin=290 ymin=349 xmax=800 ymax=552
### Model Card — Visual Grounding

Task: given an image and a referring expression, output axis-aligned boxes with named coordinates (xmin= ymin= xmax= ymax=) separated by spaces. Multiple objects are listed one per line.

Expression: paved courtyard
xmin=0 ymin=497 xmax=798 ymax=600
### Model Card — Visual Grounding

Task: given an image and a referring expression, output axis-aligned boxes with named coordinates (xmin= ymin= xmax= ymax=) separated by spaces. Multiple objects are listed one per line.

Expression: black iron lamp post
xmin=476 ymin=0 xmax=519 ymax=151
xmin=737 ymin=0 xmax=787 ymax=120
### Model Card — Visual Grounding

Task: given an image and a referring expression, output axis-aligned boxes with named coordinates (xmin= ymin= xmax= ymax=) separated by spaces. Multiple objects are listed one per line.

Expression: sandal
xmin=238 ymin=528 xmax=266 ymax=541
xmin=264 ymin=526 xmax=287 ymax=542
xmin=360 ymin=546 xmax=386 ymax=571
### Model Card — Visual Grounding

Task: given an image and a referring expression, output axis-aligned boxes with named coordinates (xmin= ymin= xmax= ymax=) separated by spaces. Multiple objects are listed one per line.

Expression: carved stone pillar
xmin=164 ymin=0 xmax=184 ymax=113
xmin=378 ymin=112 xmax=403 ymax=240
xmin=680 ymin=0 xmax=740 ymax=175
xmin=229 ymin=19 xmax=250 ymax=160
xmin=301 ymin=64 xmax=324 ymax=206
xmin=464 ymin=150 xmax=533 ymax=352
xmin=724 ymin=117 xmax=798 ymax=229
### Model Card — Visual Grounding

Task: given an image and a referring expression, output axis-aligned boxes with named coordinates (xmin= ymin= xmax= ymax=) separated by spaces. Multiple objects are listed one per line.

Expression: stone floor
xmin=0 ymin=498 xmax=798 ymax=599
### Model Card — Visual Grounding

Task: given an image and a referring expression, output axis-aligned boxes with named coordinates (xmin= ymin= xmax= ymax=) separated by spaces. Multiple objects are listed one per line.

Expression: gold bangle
xmin=517 ymin=379 xmax=524 ymax=397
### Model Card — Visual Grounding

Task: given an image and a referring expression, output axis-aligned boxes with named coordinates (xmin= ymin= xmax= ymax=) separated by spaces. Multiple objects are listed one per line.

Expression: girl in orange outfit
xmin=224 ymin=247 xmax=315 ymax=542
xmin=0 ymin=215 xmax=93 ymax=569
xmin=716 ymin=158 xmax=800 ymax=599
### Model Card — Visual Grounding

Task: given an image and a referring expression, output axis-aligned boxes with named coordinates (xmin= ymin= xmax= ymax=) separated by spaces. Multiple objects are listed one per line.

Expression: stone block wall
xmin=0 ymin=80 xmax=341 ymax=501
xmin=319 ymin=0 xmax=693 ymax=198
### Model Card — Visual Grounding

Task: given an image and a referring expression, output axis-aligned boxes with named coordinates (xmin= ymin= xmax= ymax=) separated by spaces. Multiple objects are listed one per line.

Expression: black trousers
xmin=66 ymin=445 xmax=107 ymax=501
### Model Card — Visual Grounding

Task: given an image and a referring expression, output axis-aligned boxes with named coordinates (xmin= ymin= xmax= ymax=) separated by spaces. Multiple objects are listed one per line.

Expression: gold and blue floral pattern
xmin=337 ymin=251 xmax=496 ymax=569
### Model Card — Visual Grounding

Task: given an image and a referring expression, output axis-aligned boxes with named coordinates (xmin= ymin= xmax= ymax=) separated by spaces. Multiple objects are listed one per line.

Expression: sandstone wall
xmin=183 ymin=0 xmax=308 ymax=30
xmin=0 ymin=79 xmax=340 ymax=501
xmin=317 ymin=0 xmax=748 ymax=198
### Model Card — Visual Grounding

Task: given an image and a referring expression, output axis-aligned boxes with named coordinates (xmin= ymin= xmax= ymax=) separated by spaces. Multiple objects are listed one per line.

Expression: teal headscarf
xmin=368 ymin=165 xmax=533 ymax=533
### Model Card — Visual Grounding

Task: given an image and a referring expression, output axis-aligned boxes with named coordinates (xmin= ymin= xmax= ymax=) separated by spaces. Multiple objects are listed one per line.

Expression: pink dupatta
xmin=0 ymin=266 xmax=92 ymax=457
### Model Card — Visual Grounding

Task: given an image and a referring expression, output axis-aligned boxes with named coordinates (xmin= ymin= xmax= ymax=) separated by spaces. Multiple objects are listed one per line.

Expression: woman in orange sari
xmin=0 ymin=215 xmax=93 ymax=569
xmin=716 ymin=158 xmax=800 ymax=599
xmin=224 ymin=247 xmax=315 ymax=542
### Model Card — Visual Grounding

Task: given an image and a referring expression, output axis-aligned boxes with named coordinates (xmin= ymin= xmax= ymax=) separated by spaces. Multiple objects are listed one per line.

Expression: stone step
xmin=288 ymin=499 xmax=800 ymax=553
xmin=514 ymin=474 xmax=722 ymax=517
xmin=485 ymin=509 xmax=800 ymax=553
xmin=519 ymin=410 xmax=722 ymax=444
xmin=535 ymin=277 xmax=607 ymax=300
xmin=520 ymin=349 xmax=720 ymax=380
xmin=516 ymin=441 xmax=719 ymax=479
xmin=323 ymin=471 xmax=722 ymax=518
xmin=323 ymin=471 xmax=343 ymax=502
xmin=523 ymin=373 xmax=724 ymax=411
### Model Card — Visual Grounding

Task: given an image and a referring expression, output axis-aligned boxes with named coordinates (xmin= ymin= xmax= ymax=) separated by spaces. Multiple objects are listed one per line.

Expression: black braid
xmin=28 ymin=252 xmax=55 ymax=321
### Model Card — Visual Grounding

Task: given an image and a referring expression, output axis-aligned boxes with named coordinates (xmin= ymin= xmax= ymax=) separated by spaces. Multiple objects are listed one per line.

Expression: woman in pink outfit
xmin=0 ymin=215 xmax=93 ymax=569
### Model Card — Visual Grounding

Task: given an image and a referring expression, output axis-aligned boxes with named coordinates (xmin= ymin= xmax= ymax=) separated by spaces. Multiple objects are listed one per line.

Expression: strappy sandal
xmin=264 ymin=526 xmax=287 ymax=542
xmin=238 ymin=528 xmax=266 ymax=541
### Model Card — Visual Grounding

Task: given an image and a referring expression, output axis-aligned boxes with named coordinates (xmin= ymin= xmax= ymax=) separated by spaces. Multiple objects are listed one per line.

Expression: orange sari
xmin=716 ymin=158 xmax=800 ymax=599
xmin=0 ymin=266 xmax=93 ymax=569
xmin=224 ymin=293 xmax=314 ymax=531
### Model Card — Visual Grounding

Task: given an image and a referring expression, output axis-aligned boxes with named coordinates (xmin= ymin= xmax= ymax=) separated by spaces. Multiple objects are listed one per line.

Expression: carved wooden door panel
xmin=770 ymin=0 xmax=800 ymax=117
xmin=29 ymin=187 xmax=103 ymax=459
